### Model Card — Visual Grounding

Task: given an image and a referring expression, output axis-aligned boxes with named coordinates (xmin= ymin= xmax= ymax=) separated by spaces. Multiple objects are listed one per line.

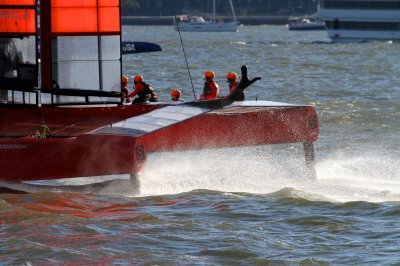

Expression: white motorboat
xmin=286 ymin=17 xmax=326 ymax=31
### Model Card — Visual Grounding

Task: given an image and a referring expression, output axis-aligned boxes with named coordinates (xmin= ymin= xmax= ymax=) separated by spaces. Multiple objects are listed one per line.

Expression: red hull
xmin=0 ymin=104 xmax=161 ymax=182
xmin=0 ymin=135 xmax=145 ymax=182
xmin=141 ymin=105 xmax=318 ymax=152
xmin=0 ymin=102 xmax=318 ymax=182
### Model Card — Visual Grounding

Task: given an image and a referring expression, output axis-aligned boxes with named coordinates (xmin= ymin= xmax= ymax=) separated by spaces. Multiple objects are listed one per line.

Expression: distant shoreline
xmin=122 ymin=15 xmax=289 ymax=26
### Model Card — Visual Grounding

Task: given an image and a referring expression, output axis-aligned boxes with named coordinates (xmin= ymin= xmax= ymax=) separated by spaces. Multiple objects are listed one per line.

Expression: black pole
xmin=130 ymin=173 xmax=141 ymax=195
xmin=303 ymin=141 xmax=317 ymax=180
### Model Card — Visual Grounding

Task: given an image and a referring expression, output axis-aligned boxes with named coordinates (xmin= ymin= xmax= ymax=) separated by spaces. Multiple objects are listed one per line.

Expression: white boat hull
xmin=174 ymin=21 xmax=238 ymax=32
xmin=289 ymin=24 xmax=325 ymax=31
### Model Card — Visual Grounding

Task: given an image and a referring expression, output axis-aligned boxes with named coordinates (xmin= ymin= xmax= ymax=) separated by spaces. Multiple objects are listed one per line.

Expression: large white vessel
xmin=316 ymin=0 xmax=400 ymax=42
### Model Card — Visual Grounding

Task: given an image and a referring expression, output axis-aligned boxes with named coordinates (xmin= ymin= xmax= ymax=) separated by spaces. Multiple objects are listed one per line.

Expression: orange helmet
xmin=133 ymin=75 xmax=143 ymax=83
xmin=204 ymin=70 xmax=215 ymax=79
xmin=170 ymin=89 xmax=181 ymax=97
xmin=122 ymin=75 xmax=128 ymax=83
xmin=226 ymin=72 xmax=237 ymax=81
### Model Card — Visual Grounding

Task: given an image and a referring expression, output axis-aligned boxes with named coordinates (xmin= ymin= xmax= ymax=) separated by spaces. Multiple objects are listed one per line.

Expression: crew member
xmin=121 ymin=75 xmax=130 ymax=103
xmin=199 ymin=70 xmax=220 ymax=101
xmin=170 ymin=89 xmax=182 ymax=102
xmin=226 ymin=71 xmax=244 ymax=101
xmin=126 ymin=75 xmax=158 ymax=104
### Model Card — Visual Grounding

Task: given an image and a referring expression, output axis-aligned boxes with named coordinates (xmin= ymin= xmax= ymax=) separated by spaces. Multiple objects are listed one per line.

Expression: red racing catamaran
xmin=0 ymin=0 xmax=318 ymax=194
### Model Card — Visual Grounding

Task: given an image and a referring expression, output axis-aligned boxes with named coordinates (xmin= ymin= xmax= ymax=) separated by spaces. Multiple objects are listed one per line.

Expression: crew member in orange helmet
xmin=121 ymin=75 xmax=131 ymax=103
xmin=226 ymin=71 xmax=244 ymax=101
xmin=170 ymin=89 xmax=182 ymax=102
xmin=126 ymin=75 xmax=158 ymax=104
xmin=199 ymin=70 xmax=220 ymax=101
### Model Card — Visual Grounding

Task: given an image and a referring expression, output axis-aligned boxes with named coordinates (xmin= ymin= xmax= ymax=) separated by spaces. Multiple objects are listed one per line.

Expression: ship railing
xmin=0 ymin=87 xmax=124 ymax=107
xmin=40 ymin=88 xmax=123 ymax=106
xmin=0 ymin=87 xmax=39 ymax=107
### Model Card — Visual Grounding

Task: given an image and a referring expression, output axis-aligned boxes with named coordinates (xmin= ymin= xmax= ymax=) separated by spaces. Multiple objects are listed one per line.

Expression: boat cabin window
xmin=51 ymin=35 xmax=120 ymax=93
xmin=41 ymin=34 xmax=121 ymax=105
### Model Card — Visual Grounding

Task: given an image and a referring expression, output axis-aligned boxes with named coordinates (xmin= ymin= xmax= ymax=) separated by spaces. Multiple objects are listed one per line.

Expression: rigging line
xmin=170 ymin=0 xmax=197 ymax=100
xmin=49 ymin=96 xmax=115 ymax=135
xmin=98 ymin=96 xmax=115 ymax=127
xmin=50 ymin=116 xmax=100 ymax=135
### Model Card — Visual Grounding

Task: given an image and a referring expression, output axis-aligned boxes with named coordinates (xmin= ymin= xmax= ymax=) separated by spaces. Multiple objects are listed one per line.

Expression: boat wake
xmin=138 ymin=147 xmax=400 ymax=203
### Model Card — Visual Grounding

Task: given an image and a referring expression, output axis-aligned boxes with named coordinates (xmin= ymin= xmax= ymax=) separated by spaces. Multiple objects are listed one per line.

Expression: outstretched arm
xmin=187 ymin=65 xmax=261 ymax=109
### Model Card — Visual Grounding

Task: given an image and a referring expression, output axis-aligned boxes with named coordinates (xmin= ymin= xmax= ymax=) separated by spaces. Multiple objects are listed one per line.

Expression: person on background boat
xmin=126 ymin=75 xmax=158 ymax=104
xmin=121 ymin=75 xmax=131 ymax=103
xmin=170 ymin=89 xmax=182 ymax=102
xmin=199 ymin=70 xmax=220 ymax=101
xmin=226 ymin=71 xmax=244 ymax=101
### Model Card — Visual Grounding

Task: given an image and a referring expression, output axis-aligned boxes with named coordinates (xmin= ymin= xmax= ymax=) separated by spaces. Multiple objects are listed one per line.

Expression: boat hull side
xmin=140 ymin=105 xmax=318 ymax=152
xmin=175 ymin=22 xmax=238 ymax=32
xmin=327 ymin=29 xmax=400 ymax=42
xmin=0 ymin=135 xmax=145 ymax=182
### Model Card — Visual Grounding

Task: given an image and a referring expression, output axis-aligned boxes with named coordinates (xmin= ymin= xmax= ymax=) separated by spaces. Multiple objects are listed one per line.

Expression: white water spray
xmin=139 ymin=145 xmax=400 ymax=203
